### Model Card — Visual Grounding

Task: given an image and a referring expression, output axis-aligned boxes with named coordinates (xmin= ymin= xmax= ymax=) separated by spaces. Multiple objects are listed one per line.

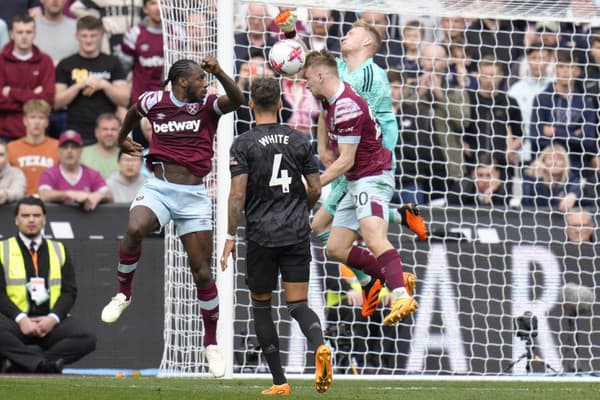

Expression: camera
xmin=514 ymin=311 xmax=538 ymax=339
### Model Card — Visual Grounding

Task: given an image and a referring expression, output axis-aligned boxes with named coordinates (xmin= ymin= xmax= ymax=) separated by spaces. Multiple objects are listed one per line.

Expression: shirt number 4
xmin=269 ymin=153 xmax=291 ymax=193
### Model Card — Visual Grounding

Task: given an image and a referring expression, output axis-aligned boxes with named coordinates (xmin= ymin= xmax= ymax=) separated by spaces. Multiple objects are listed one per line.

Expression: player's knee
xmin=125 ymin=222 xmax=147 ymax=244
xmin=325 ymin=245 xmax=343 ymax=261
xmin=190 ymin=260 xmax=212 ymax=285
xmin=287 ymin=299 xmax=308 ymax=319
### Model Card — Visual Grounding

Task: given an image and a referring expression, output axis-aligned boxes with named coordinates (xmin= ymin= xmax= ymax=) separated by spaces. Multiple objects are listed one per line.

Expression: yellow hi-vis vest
xmin=0 ymin=237 xmax=65 ymax=312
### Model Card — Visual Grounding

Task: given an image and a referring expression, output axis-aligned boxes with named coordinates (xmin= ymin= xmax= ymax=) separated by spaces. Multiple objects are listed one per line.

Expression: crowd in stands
xmin=234 ymin=2 xmax=600 ymax=220
xmin=1 ymin=0 xmax=599 ymax=224
xmin=0 ymin=0 xmax=156 ymax=208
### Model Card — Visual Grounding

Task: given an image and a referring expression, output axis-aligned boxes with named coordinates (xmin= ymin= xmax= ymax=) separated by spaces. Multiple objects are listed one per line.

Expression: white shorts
xmin=332 ymin=170 xmax=394 ymax=233
xmin=130 ymin=176 xmax=212 ymax=237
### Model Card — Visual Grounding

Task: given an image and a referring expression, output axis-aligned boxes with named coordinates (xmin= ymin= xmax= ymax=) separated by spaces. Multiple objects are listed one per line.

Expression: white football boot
xmin=205 ymin=344 xmax=226 ymax=378
xmin=101 ymin=293 xmax=131 ymax=323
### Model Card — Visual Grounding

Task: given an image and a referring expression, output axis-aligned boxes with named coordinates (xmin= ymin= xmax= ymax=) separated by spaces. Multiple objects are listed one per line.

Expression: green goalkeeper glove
xmin=275 ymin=10 xmax=298 ymax=39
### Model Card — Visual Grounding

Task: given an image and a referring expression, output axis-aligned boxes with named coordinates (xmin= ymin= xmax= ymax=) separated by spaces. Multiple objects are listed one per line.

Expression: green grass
xmin=0 ymin=376 xmax=599 ymax=400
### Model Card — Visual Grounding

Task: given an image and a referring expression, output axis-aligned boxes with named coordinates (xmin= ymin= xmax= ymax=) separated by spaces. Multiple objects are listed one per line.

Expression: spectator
xmin=435 ymin=16 xmax=467 ymax=49
xmin=359 ymin=11 xmax=402 ymax=69
xmin=464 ymin=55 xmax=523 ymax=182
xmin=305 ymin=8 xmax=339 ymax=52
xmin=465 ymin=18 xmax=525 ymax=74
xmin=447 ymin=153 xmax=510 ymax=207
xmin=514 ymin=23 xmax=558 ymax=82
xmin=120 ymin=0 xmax=164 ymax=105
xmin=582 ymin=155 xmax=600 ymax=209
xmin=0 ymin=18 xmax=8 ymax=49
xmin=390 ymin=70 xmax=445 ymax=205
xmin=0 ymin=14 xmax=55 ymax=141
xmin=38 ymin=129 xmax=112 ymax=211
xmin=106 ymin=150 xmax=145 ymax=203
xmin=235 ymin=53 xmax=273 ymax=134
xmin=234 ymin=2 xmax=277 ymax=74
xmin=530 ymin=49 xmax=598 ymax=172
xmin=399 ymin=20 xmax=423 ymax=77
xmin=522 ymin=144 xmax=582 ymax=212
xmin=54 ymin=16 xmax=129 ymax=145
xmin=281 ymin=72 xmax=320 ymax=136
xmin=7 ymin=99 xmax=58 ymax=196
xmin=0 ymin=196 xmax=96 ymax=374
xmin=80 ymin=113 xmax=119 ymax=179
xmin=404 ymin=43 xmax=470 ymax=188
xmin=34 ymin=0 xmax=78 ymax=66
xmin=69 ymin=0 xmax=142 ymax=56
xmin=0 ymin=139 xmax=26 ymax=205
xmin=0 ymin=1 xmax=42 ymax=24
xmin=583 ymin=34 xmax=600 ymax=107
xmin=565 ymin=207 xmax=595 ymax=243
xmin=508 ymin=44 xmax=555 ymax=164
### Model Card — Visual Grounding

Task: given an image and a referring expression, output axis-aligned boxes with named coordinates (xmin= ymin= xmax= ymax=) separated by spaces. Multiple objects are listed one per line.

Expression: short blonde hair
xmin=304 ymin=49 xmax=339 ymax=75
xmin=352 ymin=20 xmax=382 ymax=56
xmin=23 ymin=99 xmax=51 ymax=117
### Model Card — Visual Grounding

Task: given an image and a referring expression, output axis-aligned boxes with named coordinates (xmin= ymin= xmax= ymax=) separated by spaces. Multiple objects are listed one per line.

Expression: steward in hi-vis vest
xmin=0 ymin=197 xmax=96 ymax=374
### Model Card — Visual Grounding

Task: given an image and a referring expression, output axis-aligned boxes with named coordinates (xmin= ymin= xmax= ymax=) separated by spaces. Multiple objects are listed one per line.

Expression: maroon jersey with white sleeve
xmin=138 ymin=90 xmax=222 ymax=177
xmin=322 ymin=82 xmax=391 ymax=181
xmin=121 ymin=24 xmax=164 ymax=103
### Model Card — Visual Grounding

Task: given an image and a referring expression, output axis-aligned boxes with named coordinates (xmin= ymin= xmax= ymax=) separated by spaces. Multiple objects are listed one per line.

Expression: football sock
xmin=196 ymin=280 xmax=219 ymax=347
xmin=287 ymin=300 xmax=324 ymax=350
xmin=346 ymin=246 xmax=385 ymax=281
xmin=252 ymin=298 xmax=286 ymax=385
xmin=377 ymin=249 xmax=405 ymax=291
xmin=117 ymin=245 xmax=141 ymax=299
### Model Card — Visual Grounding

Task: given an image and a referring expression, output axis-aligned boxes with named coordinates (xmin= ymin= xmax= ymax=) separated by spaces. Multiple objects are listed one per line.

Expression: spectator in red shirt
xmin=120 ymin=0 xmax=164 ymax=105
xmin=0 ymin=14 xmax=55 ymax=141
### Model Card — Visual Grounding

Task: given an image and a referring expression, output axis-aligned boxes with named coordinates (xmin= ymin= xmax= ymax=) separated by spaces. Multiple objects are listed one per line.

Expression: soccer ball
xmin=268 ymin=39 xmax=306 ymax=76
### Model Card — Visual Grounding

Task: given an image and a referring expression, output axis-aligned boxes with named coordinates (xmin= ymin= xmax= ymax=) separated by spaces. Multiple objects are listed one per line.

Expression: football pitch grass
xmin=1 ymin=376 xmax=599 ymax=400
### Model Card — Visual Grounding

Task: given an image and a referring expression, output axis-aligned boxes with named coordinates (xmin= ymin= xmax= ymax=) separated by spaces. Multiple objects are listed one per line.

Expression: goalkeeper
xmin=276 ymin=11 xmax=427 ymax=318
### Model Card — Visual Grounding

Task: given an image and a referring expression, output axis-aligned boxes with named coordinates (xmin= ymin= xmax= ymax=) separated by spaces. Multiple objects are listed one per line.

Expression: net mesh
xmin=159 ymin=0 xmax=600 ymax=376
xmin=158 ymin=0 xmax=218 ymax=375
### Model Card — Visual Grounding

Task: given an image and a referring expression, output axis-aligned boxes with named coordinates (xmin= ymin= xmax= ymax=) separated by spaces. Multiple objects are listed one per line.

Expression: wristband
xmin=226 ymin=234 xmax=236 ymax=241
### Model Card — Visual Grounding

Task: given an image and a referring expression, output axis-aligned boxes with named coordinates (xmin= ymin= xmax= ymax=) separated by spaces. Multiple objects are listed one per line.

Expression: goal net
xmin=159 ymin=0 xmax=600 ymax=377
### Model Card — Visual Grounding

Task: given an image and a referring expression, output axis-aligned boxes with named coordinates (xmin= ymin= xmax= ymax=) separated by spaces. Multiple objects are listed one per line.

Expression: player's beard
xmin=187 ymin=87 xmax=205 ymax=103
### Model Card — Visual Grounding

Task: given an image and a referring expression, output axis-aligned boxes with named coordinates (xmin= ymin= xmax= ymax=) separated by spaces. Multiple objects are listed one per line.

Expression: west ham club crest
xmin=186 ymin=103 xmax=199 ymax=115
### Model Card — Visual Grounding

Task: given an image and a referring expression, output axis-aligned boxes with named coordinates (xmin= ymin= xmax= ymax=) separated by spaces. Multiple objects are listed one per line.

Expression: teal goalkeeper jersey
xmin=336 ymin=57 xmax=398 ymax=154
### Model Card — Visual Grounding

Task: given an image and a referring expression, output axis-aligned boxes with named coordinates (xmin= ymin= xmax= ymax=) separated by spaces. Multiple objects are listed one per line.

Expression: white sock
xmin=392 ymin=287 xmax=409 ymax=300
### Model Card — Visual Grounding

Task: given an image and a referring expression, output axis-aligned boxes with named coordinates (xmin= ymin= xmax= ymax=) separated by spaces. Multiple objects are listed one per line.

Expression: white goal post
xmin=158 ymin=0 xmax=600 ymax=378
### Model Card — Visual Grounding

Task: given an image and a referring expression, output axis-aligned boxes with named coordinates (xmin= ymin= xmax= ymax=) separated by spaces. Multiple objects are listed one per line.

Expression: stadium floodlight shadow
xmin=502 ymin=311 xmax=559 ymax=375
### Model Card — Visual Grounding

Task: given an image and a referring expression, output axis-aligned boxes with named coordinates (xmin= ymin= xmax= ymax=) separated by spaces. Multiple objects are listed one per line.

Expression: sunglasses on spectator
xmin=312 ymin=17 xmax=329 ymax=22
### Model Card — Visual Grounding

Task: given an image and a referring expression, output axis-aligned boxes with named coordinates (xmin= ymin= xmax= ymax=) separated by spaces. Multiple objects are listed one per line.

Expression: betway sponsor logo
xmin=153 ymin=120 xmax=201 ymax=133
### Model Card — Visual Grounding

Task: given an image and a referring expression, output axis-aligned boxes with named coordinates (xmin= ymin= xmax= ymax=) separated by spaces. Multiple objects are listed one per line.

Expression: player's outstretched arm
xmin=117 ymin=104 xmax=144 ymax=157
xmin=305 ymin=172 xmax=321 ymax=210
xmin=201 ymin=56 xmax=245 ymax=114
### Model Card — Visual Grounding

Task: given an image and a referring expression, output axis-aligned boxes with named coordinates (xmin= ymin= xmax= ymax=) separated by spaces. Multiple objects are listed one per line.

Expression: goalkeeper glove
xmin=275 ymin=10 xmax=298 ymax=39
xmin=399 ymin=203 xmax=428 ymax=241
